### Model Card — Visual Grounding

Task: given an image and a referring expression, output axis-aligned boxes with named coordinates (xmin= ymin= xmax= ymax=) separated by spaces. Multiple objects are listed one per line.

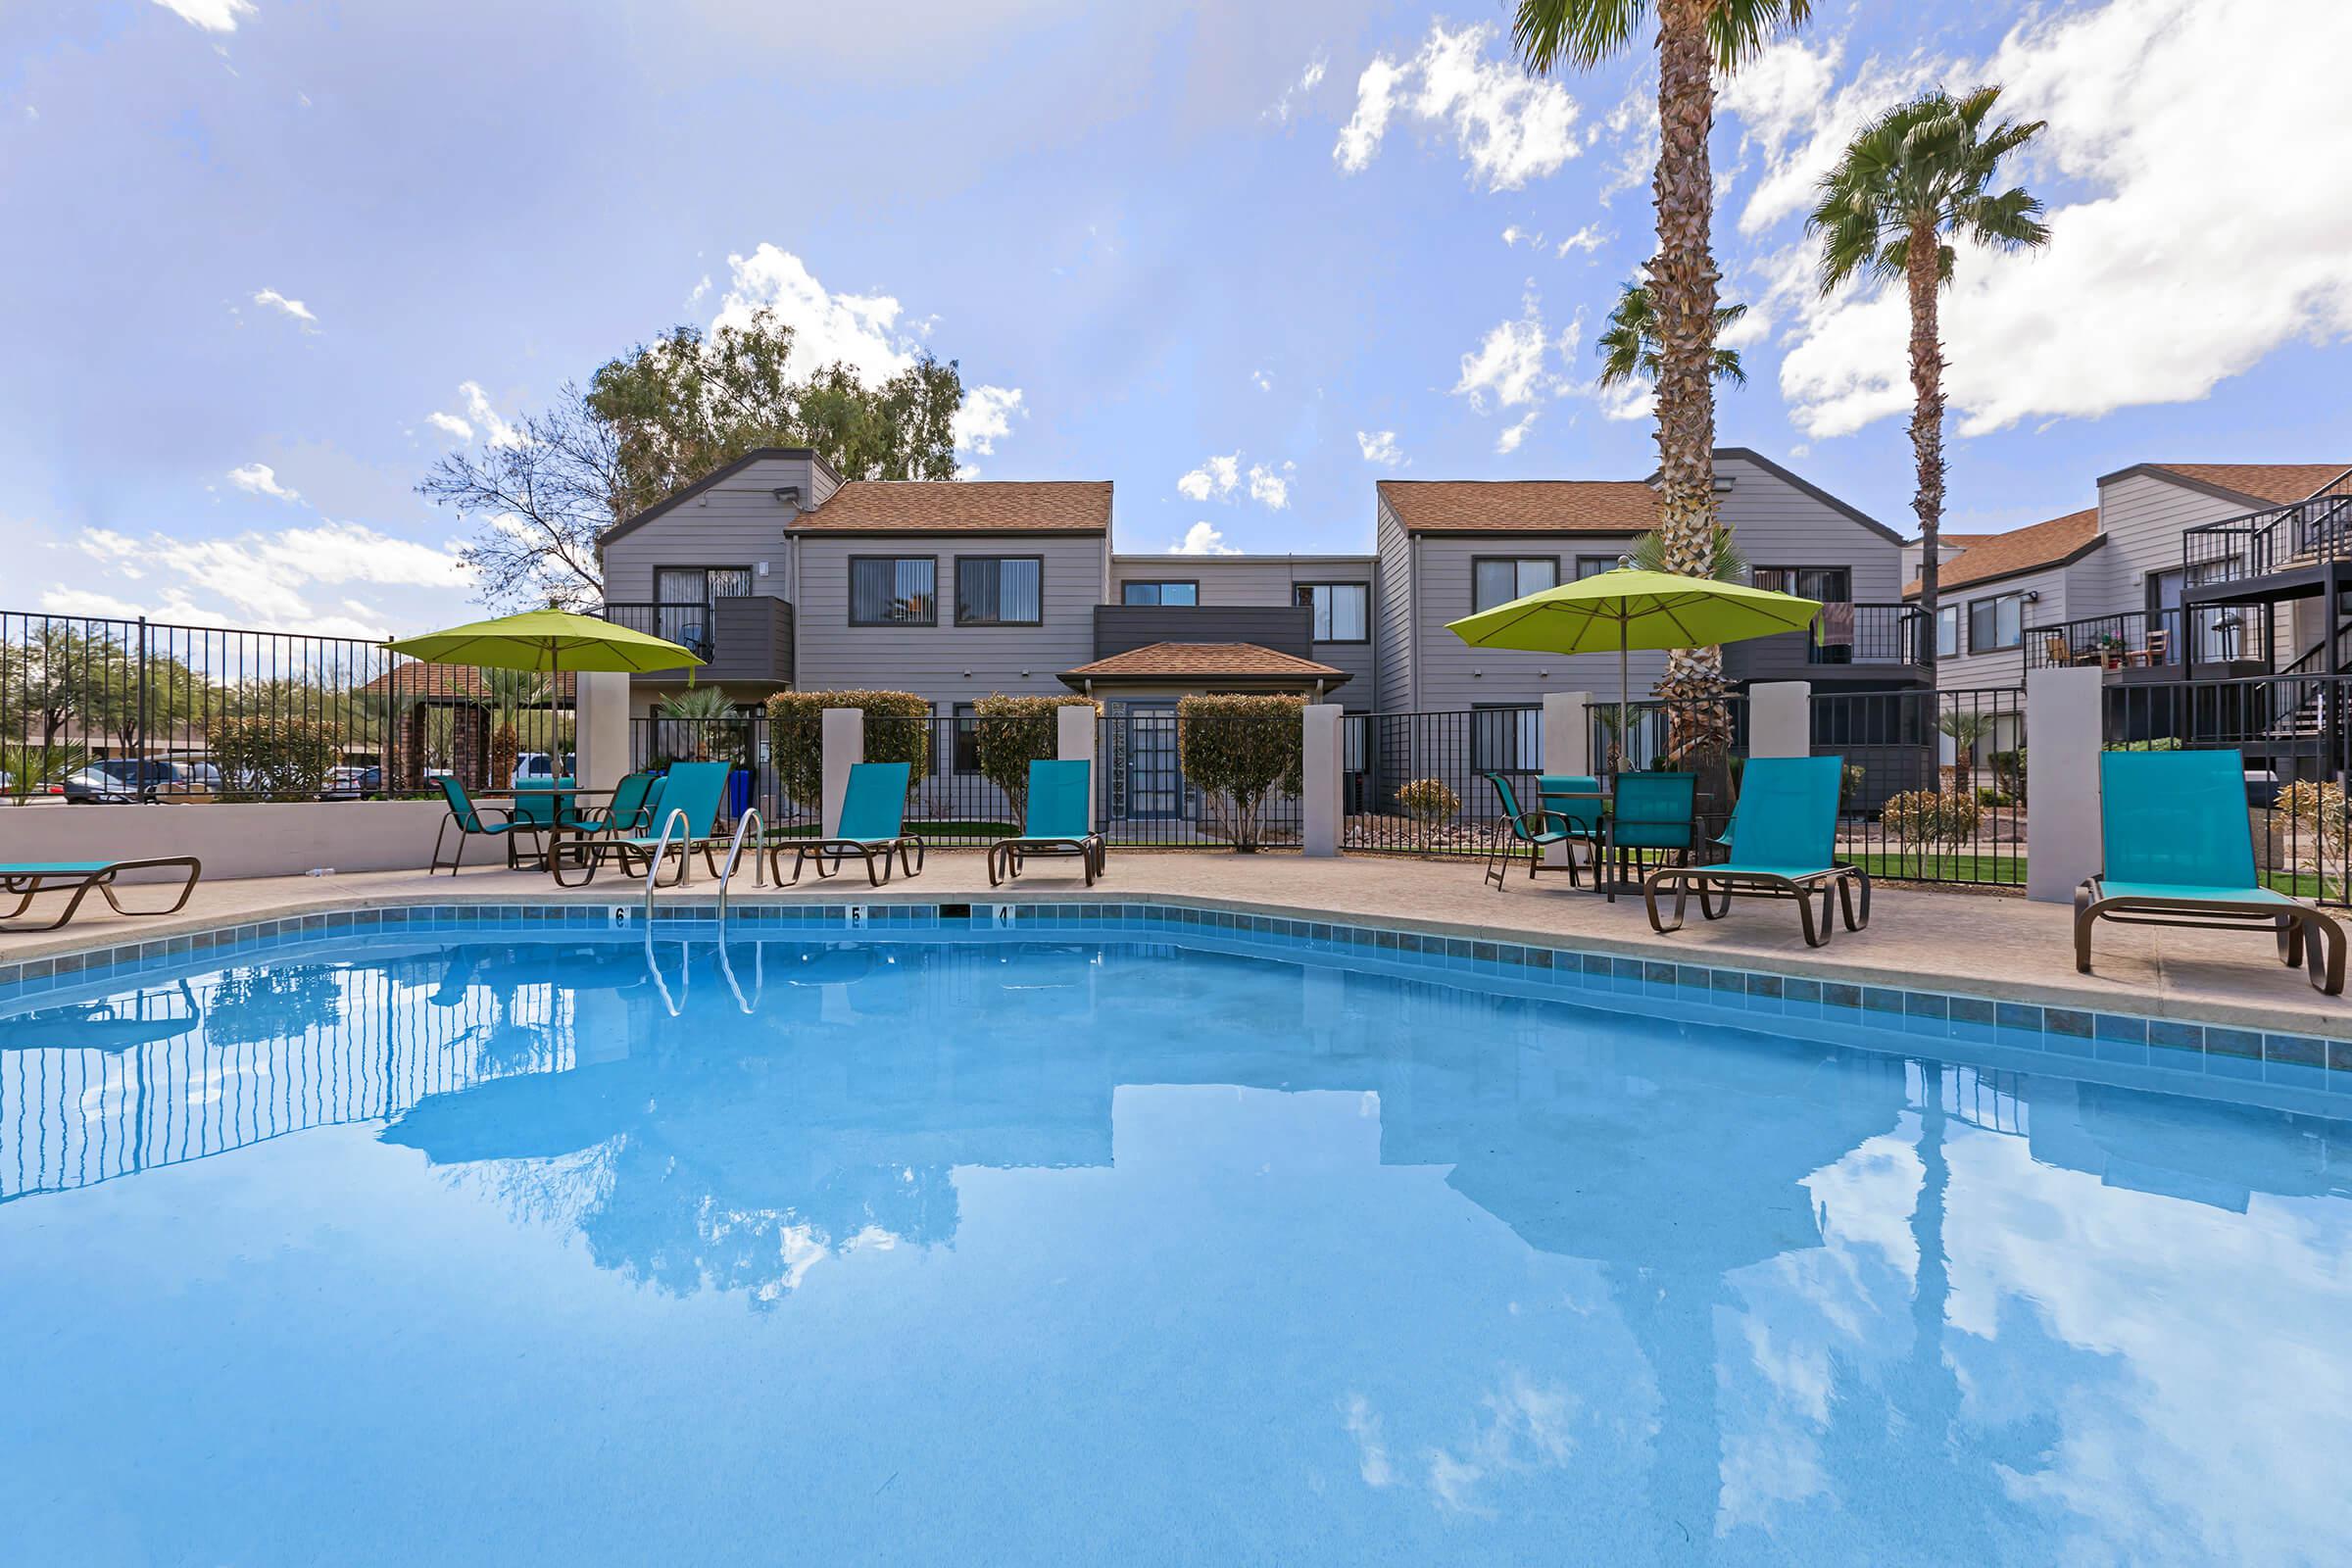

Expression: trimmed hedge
xmin=1177 ymin=694 xmax=1303 ymax=850
xmin=765 ymin=690 xmax=931 ymax=811
xmin=211 ymin=715 xmax=341 ymax=801
xmin=1396 ymin=777 xmax=1460 ymax=825
xmin=974 ymin=694 xmax=1098 ymax=818
xmin=1881 ymin=788 xmax=1982 ymax=848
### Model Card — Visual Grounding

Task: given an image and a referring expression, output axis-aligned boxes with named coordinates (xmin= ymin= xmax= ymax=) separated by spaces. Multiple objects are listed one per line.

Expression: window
xmin=1294 ymin=582 xmax=1369 ymax=643
xmin=849 ymin=556 xmax=937 ymax=626
xmin=1121 ymin=580 xmax=1198 ymax=606
xmin=953 ymin=703 xmax=981 ymax=773
xmin=1968 ymin=591 xmax=2023 ymax=654
xmin=1472 ymin=557 xmax=1559 ymax=613
xmin=1575 ymin=555 xmax=1626 ymax=580
xmin=1752 ymin=566 xmax=1852 ymax=602
xmin=651 ymin=566 xmax=751 ymax=652
xmin=1472 ymin=704 xmax=1541 ymax=772
xmin=955 ymin=556 xmax=1042 ymax=625
xmin=1936 ymin=604 xmax=1960 ymax=659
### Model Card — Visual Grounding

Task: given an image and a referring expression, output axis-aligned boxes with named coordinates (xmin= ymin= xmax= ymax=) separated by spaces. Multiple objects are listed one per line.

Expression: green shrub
xmin=975 ymin=694 xmax=1099 ymax=818
xmin=2110 ymin=737 xmax=2183 ymax=752
xmin=1989 ymin=748 xmax=2025 ymax=803
xmin=1881 ymin=788 xmax=1982 ymax=848
xmin=1975 ymin=786 xmax=2014 ymax=808
xmin=210 ymin=716 xmax=341 ymax=801
xmin=1177 ymin=694 xmax=1303 ymax=850
xmin=764 ymin=690 xmax=931 ymax=811
xmin=1396 ymin=776 xmax=1461 ymax=825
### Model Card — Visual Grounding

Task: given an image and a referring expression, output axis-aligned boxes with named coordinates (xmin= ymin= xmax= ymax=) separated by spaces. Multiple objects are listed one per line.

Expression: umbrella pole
xmin=1617 ymin=616 xmax=1629 ymax=777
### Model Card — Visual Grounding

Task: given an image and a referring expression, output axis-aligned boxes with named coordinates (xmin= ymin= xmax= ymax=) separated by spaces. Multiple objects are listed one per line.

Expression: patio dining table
xmin=492 ymin=785 xmax=618 ymax=875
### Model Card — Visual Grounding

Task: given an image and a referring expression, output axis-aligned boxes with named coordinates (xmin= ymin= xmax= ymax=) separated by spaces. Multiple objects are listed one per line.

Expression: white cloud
xmin=1595 ymin=80 xmax=1658 ymax=204
xmin=1335 ymin=24 xmax=1582 ymax=191
xmin=61 ymin=521 xmax=468 ymax=630
xmin=1453 ymin=291 xmax=1556 ymax=411
xmin=1500 ymin=224 xmax=1530 ymax=247
xmin=1555 ymin=223 xmax=1608 ymax=257
xmin=1744 ymin=0 xmax=2352 ymax=438
xmin=955 ymin=385 xmax=1022 ymax=456
xmin=425 ymin=411 xmax=473 ymax=442
xmin=1250 ymin=368 xmax=1273 ymax=392
xmin=1247 ymin=462 xmax=1291 ymax=510
xmin=225 ymin=463 xmax=301 ymax=503
xmin=1177 ymin=452 xmax=1242 ymax=502
xmin=153 ymin=0 xmax=256 ymax=32
xmin=1356 ymin=429 xmax=1405 ymax=466
xmin=1494 ymin=411 xmax=1539 ymax=454
xmin=1168 ymin=521 xmax=1240 ymax=556
xmin=428 ymin=381 xmax=517 ymax=448
xmin=685 ymin=273 xmax=711 ymax=309
xmin=1265 ymin=53 xmax=1329 ymax=124
xmin=251 ymin=288 xmax=317 ymax=331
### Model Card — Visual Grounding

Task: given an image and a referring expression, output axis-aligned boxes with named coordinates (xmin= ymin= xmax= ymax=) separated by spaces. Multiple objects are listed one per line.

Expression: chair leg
xmin=2302 ymin=909 xmax=2347 ymax=996
xmin=1644 ymin=871 xmax=1685 ymax=934
xmin=2073 ymin=887 xmax=2097 ymax=975
xmin=1796 ymin=883 xmax=1830 ymax=948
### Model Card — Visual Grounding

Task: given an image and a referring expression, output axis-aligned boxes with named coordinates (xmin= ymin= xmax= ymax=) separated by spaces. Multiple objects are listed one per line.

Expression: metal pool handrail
xmin=716 ymin=808 xmax=764 ymax=924
xmin=641 ymin=807 xmax=692 ymax=925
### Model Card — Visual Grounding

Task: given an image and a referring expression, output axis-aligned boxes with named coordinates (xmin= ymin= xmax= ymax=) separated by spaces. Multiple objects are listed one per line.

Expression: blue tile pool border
xmin=4 ymin=896 xmax=2346 ymax=1107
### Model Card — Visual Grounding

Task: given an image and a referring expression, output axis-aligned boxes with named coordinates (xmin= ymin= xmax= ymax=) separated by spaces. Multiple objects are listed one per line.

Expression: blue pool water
xmin=4 ymin=924 xmax=2349 ymax=1566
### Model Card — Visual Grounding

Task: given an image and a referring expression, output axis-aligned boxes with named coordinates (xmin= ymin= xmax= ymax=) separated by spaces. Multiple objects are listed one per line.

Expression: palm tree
xmin=483 ymin=668 xmax=552 ymax=787
xmin=1514 ymin=0 xmax=1812 ymax=755
xmin=1594 ymin=279 xmax=1749 ymax=393
xmin=1627 ymin=520 xmax=1745 ymax=582
xmin=1806 ymin=86 xmax=2048 ymax=678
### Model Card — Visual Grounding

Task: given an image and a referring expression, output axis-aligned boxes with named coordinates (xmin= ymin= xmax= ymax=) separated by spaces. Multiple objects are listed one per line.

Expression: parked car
xmin=513 ymin=752 xmax=577 ymax=788
xmin=61 ymin=759 xmax=219 ymax=803
xmin=324 ymin=765 xmax=383 ymax=800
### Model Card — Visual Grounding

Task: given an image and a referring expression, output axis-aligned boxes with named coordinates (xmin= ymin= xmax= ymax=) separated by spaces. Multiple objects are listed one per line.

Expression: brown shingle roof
xmin=1378 ymin=479 xmax=1660 ymax=534
xmin=2143 ymin=464 xmax=2350 ymax=506
xmin=1060 ymin=642 xmax=1349 ymax=684
xmin=792 ymin=480 xmax=1111 ymax=533
xmin=1903 ymin=509 xmax=2101 ymax=597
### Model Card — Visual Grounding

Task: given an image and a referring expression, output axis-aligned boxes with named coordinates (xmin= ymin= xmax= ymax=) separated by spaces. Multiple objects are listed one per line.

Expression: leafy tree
xmin=484 ymin=668 xmax=552 ymax=785
xmin=1514 ymin=0 xmax=1813 ymax=756
xmin=1177 ymin=695 xmax=1304 ymax=851
xmin=764 ymin=690 xmax=931 ymax=819
xmin=1595 ymin=280 xmax=1748 ymax=392
xmin=1807 ymin=86 xmax=2048 ymax=677
xmin=421 ymin=309 xmax=968 ymax=612
xmin=971 ymin=695 xmax=1097 ymax=820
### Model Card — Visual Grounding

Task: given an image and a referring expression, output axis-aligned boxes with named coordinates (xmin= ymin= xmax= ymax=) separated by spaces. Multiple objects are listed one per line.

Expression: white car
xmin=512 ymin=752 xmax=576 ymax=788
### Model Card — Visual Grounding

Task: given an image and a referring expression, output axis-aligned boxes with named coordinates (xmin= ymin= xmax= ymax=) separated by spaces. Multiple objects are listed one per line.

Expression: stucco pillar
xmin=820 ymin=708 xmax=863 ymax=840
xmin=2026 ymin=665 xmax=2103 ymax=904
xmin=1748 ymin=681 xmax=1813 ymax=760
xmin=1055 ymin=702 xmax=1098 ymax=831
xmin=1301 ymin=702 xmax=1344 ymax=858
xmin=575 ymin=671 xmax=632 ymax=793
xmin=1540 ymin=692 xmax=1592 ymax=867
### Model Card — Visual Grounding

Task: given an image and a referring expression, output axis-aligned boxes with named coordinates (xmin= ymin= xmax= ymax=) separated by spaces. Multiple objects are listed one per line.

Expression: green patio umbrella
xmin=381 ymin=607 xmax=704 ymax=675
xmin=1446 ymin=566 xmax=1821 ymax=764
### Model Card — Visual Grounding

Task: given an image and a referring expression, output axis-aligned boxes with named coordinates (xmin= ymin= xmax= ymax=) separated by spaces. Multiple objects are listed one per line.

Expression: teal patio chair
xmin=1601 ymin=770 xmax=1699 ymax=903
xmin=1480 ymin=772 xmax=1597 ymax=889
xmin=780 ymin=760 xmax=926 ymax=887
xmin=1644 ymin=756 xmax=1867 ymax=947
xmin=989 ymin=760 xmax=1105 ymax=887
xmin=554 ymin=761 xmax=730 ymax=887
xmin=429 ymin=777 xmax=516 ymax=875
xmin=2077 ymin=748 xmax=2344 ymax=995
xmin=506 ymin=776 xmax=574 ymax=870
xmin=560 ymin=769 xmax=659 ymax=837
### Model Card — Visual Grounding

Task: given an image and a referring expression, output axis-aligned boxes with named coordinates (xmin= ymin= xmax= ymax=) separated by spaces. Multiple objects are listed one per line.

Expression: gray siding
xmin=1110 ymin=554 xmax=1379 ymax=710
xmin=793 ymin=531 xmax=1108 ymax=710
xmin=598 ymin=454 xmax=815 ymax=605
xmin=1373 ymin=499 xmax=1415 ymax=712
xmin=1934 ymin=560 xmax=2080 ymax=691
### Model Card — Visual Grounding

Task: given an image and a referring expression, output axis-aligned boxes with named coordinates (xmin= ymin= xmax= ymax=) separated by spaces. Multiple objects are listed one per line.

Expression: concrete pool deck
xmin=2 ymin=851 xmax=2344 ymax=1038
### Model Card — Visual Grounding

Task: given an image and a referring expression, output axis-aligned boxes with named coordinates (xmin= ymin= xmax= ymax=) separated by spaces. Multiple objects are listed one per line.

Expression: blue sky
xmin=3 ymin=0 xmax=2345 ymax=635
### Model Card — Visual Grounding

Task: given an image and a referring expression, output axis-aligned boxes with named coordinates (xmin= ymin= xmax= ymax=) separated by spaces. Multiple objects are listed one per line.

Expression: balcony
xmin=2182 ymin=486 xmax=2352 ymax=597
xmin=601 ymin=596 xmax=794 ymax=685
xmin=2023 ymin=608 xmax=2273 ymax=679
xmin=1729 ymin=602 xmax=1927 ymax=685
xmin=1092 ymin=603 xmax=1315 ymax=661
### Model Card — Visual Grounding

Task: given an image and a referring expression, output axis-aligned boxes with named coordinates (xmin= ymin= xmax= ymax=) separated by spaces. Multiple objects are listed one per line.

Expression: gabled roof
xmin=1378 ymin=479 xmax=1660 ymax=534
xmin=789 ymin=479 xmax=1111 ymax=534
xmin=1903 ymin=509 xmax=2102 ymax=597
xmin=1059 ymin=642 xmax=1348 ymax=684
xmin=2099 ymin=463 xmax=2352 ymax=508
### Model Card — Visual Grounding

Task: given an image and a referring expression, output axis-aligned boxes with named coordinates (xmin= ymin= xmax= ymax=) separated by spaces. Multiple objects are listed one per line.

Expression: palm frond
xmin=1512 ymin=0 xmax=1645 ymax=74
xmin=1596 ymin=281 xmax=1748 ymax=389
xmin=1704 ymin=0 xmax=1815 ymax=73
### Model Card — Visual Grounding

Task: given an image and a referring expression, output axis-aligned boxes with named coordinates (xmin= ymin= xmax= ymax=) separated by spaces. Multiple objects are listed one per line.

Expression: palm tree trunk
xmin=1907 ymin=216 xmax=1946 ymax=680
xmin=1651 ymin=0 xmax=1728 ymax=759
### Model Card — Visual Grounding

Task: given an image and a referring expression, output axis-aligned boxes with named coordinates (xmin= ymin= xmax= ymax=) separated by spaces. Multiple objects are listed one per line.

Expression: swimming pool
xmin=5 ymin=909 xmax=2348 ymax=1566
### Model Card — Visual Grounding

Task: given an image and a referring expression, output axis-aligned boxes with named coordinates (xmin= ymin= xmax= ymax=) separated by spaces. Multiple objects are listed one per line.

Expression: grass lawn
xmin=763 ymin=820 xmax=1016 ymax=840
xmin=1848 ymin=852 xmax=2028 ymax=885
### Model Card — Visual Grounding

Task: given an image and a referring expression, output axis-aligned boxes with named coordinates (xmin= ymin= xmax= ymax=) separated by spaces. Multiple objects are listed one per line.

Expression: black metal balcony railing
xmin=2023 ymin=607 xmax=2262 ymax=671
xmin=2182 ymin=484 xmax=2352 ymax=583
xmin=1808 ymin=602 xmax=1926 ymax=666
xmin=599 ymin=601 xmax=715 ymax=661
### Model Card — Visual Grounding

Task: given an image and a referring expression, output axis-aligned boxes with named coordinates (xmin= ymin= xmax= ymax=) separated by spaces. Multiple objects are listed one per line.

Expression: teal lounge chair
xmin=1480 ymin=772 xmax=1599 ymax=889
xmin=780 ymin=760 xmax=926 ymax=887
xmin=554 ymin=761 xmax=730 ymax=887
xmin=0 ymin=857 xmax=202 ymax=933
xmin=2077 ymin=748 xmax=2344 ymax=995
xmin=1602 ymin=770 xmax=1699 ymax=903
xmin=1644 ymin=756 xmax=1867 ymax=947
xmin=989 ymin=760 xmax=1104 ymax=887
xmin=506 ymin=776 xmax=574 ymax=870
xmin=430 ymin=777 xmax=515 ymax=875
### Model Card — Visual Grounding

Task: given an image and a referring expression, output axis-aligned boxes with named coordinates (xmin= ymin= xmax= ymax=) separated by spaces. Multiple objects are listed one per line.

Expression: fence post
xmin=1301 ymin=702 xmax=1343 ymax=857
xmin=2026 ymin=665 xmax=2101 ymax=904
xmin=576 ymin=672 xmax=632 ymax=793
xmin=1540 ymin=692 xmax=1592 ymax=867
xmin=821 ymin=707 xmax=864 ymax=839
xmin=1749 ymin=681 xmax=1812 ymax=760
xmin=1055 ymin=703 xmax=1097 ymax=831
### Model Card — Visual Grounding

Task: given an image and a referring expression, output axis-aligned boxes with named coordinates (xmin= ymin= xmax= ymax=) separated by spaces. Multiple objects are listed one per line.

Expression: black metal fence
xmin=0 ymin=611 xmax=573 ymax=803
xmin=1100 ymin=710 xmax=1304 ymax=849
xmin=1810 ymin=686 xmax=2026 ymax=890
xmin=1340 ymin=709 xmax=1532 ymax=854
